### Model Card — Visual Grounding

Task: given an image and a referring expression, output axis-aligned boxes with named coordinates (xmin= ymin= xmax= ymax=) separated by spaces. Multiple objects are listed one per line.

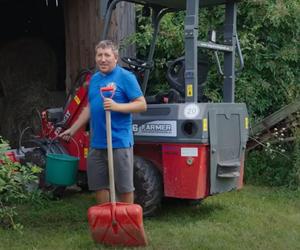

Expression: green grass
xmin=1 ymin=185 xmax=300 ymax=250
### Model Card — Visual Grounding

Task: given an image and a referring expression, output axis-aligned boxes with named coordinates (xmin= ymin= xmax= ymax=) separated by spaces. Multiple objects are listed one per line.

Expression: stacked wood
xmin=247 ymin=99 xmax=300 ymax=151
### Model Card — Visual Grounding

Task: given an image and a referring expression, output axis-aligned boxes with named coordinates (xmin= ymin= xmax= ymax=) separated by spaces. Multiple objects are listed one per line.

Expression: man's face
xmin=95 ymin=47 xmax=118 ymax=74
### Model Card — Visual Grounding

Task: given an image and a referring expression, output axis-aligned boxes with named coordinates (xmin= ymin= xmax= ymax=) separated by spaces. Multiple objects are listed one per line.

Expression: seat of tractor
xmin=145 ymin=53 xmax=209 ymax=104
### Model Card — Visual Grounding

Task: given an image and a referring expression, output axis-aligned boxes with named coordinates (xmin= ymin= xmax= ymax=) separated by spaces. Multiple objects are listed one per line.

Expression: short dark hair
xmin=95 ymin=40 xmax=119 ymax=56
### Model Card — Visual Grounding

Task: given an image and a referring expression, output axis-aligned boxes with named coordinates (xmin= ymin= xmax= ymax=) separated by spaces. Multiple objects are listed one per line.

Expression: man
xmin=59 ymin=40 xmax=147 ymax=204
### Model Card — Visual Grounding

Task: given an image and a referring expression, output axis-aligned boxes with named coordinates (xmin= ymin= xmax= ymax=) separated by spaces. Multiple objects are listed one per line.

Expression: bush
xmin=236 ymin=0 xmax=300 ymax=121
xmin=0 ymin=137 xmax=43 ymax=230
xmin=291 ymin=128 xmax=300 ymax=187
xmin=245 ymin=128 xmax=300 ymax=189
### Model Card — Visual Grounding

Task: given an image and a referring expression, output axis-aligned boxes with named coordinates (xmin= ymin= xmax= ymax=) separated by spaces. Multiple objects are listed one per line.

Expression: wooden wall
xmin=64 ymin=0 xmax=135 ymax=92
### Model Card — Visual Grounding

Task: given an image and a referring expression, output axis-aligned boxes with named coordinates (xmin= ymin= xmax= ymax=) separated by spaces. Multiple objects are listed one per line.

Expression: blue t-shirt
xmin=88 ymin=65 xmax=143 ymax=149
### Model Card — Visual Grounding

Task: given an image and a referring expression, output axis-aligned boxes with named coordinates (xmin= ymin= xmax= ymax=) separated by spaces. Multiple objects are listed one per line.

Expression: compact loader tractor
xmin=10 ymin=0 xmax=248 ymax=216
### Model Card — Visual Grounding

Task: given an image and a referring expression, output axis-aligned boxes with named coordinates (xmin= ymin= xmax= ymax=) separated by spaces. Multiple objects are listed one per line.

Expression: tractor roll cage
xmin=101 ymin=0 xmax=243 ymax=103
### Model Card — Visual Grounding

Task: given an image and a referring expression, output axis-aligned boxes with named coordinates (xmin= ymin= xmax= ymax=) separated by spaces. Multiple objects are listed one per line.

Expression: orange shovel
xmin=87 ymin=86 xmax=147 ymax=246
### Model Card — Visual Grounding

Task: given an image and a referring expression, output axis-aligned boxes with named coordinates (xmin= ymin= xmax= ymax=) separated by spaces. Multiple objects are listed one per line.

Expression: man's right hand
xmin=58 ymin=105 xmax=90 ymax=141
xmin=58 ymin=128 xmax=74 ymax=141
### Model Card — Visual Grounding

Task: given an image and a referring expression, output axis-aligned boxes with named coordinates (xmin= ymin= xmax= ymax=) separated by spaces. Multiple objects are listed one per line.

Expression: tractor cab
xmin=104 ymin=0 xmax=249 ymax=199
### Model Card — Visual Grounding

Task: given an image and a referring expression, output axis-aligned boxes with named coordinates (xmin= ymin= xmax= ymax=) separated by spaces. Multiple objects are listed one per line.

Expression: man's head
xmin=95 ymin=40 xmax=119 ymax=74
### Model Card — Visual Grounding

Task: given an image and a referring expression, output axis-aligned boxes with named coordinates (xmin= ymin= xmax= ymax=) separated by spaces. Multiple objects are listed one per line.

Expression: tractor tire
xmin=76 ymin=171 xmax=89 ymax=191
xmin=134 ymin=156 xmax=163 ymax=217
xmin=25 ymin=148 xmax=66 ymax=197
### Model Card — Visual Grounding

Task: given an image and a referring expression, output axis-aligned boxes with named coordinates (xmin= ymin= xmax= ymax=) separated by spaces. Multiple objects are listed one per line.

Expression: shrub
xmin=245 ymin=127 xmax=300 ymax=189
xmin=0 ymin=137 xmax=43 ymax=230
xmin=291 ymin=128 xmax=300 ymax=188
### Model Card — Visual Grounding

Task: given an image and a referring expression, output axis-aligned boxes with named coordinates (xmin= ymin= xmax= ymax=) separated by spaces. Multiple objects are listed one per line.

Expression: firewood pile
xmin=247 ymin=100 xmax=300 ymax=152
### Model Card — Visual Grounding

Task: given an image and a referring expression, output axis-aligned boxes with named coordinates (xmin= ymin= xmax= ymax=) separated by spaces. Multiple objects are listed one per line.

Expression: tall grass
xmin=0 ymin=185 xmax=299 ymax=250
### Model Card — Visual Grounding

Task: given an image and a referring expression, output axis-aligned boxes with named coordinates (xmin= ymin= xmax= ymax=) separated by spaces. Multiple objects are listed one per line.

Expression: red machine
xmin=23 ymin=65 xmax=245 ymax=216
xmin=20 ymin=0 xmax=248 ymax=217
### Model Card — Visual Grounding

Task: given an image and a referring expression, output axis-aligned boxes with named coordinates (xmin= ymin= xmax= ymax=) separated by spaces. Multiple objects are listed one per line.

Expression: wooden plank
xmin=250 ymin=99 xmax=300 ymax=136
xmin=78 ymin=0 xmax=88 ymax=69
xmin=107 ymin=7 xmax=118 ymax=42
xmin=64 ymin=0 xmax=71 ymax=91
xmin=64 ymin=0 xmax=80 ymax=91
xmin=96 ymin=0 xmax=104 ymax=45
xmin=116 ymin=2 xmax=135 ymax=59
xmin=247 ymin=99 xmax=300 ymax=151
xmin=89 ymin=0 xmax=97 ymax=65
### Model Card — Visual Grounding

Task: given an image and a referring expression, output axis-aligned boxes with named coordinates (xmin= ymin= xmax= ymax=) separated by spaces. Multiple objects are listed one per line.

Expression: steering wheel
xmin=166 ymin=55 xmax=209 ymax=102
xmin=166 ymin=57 xmax=185 ymax=95
xmin=121 ymin=57 xmax=152 ymax=72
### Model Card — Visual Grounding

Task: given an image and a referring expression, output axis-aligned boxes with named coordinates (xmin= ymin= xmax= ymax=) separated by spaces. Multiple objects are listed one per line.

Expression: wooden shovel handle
xmin=105 ymin=110 xmax=116 ymax=204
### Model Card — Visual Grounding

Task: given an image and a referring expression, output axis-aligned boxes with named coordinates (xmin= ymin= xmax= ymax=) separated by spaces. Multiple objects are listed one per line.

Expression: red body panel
xmin=162 ymin=144 xmax=210 ymax=199
xmin=87 ymin=202 xmax=147 ymax=246
xmin=64 ymin=85 xmax=89 ymax=128
xmin=135 ymin=143 xmax=210 ymax=200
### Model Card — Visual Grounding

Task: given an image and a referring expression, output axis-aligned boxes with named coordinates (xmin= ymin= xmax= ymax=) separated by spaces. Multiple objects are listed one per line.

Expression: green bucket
xmin=45 ymin=153 xmax=79 ymax=186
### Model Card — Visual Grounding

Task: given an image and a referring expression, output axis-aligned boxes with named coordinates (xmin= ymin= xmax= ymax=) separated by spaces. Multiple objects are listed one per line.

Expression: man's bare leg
xmin=95 ymin=189 xmax=109 ymax=204
xmin=119 ymin=192 xmax=134 ymax=203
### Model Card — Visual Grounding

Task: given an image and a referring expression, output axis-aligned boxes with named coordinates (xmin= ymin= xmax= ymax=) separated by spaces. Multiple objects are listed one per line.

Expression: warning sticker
xmin=187 ymin=84 xmax=193 ymax=97
xmin=74 ymin=95 xmax=81 ymax=105
xmin=84 ymin=148 xmax=88 ymax=158
xmin=245 ymin=117 xmax=249 ymax=129
xmin=203 ymin=118 xmax=208 ymax=132
xmin=181 ymin=147 xmax=198 ymax=157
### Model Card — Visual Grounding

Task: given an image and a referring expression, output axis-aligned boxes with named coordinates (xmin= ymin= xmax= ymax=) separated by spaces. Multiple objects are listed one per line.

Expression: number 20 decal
xmin=183 ymin=104 xmax=200 ymax=119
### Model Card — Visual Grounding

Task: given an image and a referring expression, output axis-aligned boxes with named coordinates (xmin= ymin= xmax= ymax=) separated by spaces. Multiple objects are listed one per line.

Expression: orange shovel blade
xmin=87 ymin=202 xmax=148 ymax=246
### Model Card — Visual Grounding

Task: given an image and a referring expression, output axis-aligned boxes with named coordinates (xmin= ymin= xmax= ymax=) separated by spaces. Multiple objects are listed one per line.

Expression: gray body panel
xmin=207 ymin=104 xmax=248 ymax=194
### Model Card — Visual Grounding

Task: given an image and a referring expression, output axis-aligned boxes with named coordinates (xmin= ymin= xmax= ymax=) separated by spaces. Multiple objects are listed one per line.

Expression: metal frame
xmin=102 ymin=0 xmax=242 ymax=103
